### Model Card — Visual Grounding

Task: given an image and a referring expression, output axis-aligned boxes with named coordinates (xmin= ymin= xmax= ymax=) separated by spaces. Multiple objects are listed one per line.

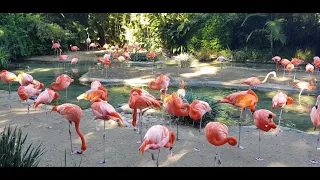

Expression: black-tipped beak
xmin=252 ymin=110 xmax=255 ymax=114
xmin=315 ymin=105 xmax=318 ymax=109
xmin=268 ymin=114 xmax=273 ymax=119
xmin=169 ymin=147 xmax=173 ymax=151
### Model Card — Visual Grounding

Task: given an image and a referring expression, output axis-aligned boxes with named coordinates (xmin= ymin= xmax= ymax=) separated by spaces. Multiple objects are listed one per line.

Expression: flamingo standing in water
xmin=176 ymin=80 xmax=186 ymax=100
xmin=310 ymin=95 xmax=320 ymax=164
xmin=148 ymin=73 xmax=170 ymax=100
xmin=17 ymin=85 xmax=41 ymax=126
xmin=34 ymin=88 xmax=60 ymax=128
xmin=147 ymin=50 xmax=156 ymax=74
xmin=271 ymin=90 xmax=293 ymax=131
xmin=91 ymin=97 xmax=125 ymax=164
xmin=139 ymin=125 xmax=176 ymax=167
xmin=52 ymin=40 xmax=60 ymax=57
xmin=218 ymin=89 xmax=259 ymax=149
xmin=59 ymin=48 xmax=70 ymax=71
xmin=280 ymin=58 xmax=290 ymax=78
xmin=306 ymin=63 xmax=315 ymax=77
xmin=272 ymin=56 xmax=282 ymax=71
xmin=0 ymin=70 xmax=18 ymax=99
xmin=253 ymin=109 xmax=277 ymax=161
xmin=71 ymin=55 xmax=79 ymax=65
xmin=129 ymin=88 xmax=162 ymax=143
xmin=292 ymin=77 xmax=317 ymax=105
xmin=242 ymin=71 xmax=277 ymax=89
xmin=205 ymin=122 xmax=238 ymax=167
xmin=189 ymin=99 xmax=211 ymax=152
xmin=165 ymin=93 xmax=191 ymax=141
xmin=291 ymin=58 xmax=304 ymax=81
xmin=52 ymin=103 xmax=86 ymax=154
xmin=50 ymin=74 xmax=74 ymax=103
xmin=70 ymin=45 xmax=80 ymax=51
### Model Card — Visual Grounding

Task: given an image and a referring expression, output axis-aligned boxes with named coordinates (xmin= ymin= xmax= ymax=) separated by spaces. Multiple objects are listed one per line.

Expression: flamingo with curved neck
xmin=242 ymin=71 xmax=277 ymax=88
xmin=292 ymin=77 xmax=317 ymax=105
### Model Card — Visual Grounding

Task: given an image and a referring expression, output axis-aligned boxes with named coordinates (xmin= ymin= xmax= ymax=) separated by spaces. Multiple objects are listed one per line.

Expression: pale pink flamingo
xmin=71 ymin=55 xmax=79 ymax=65
xmin=139 ymin=125 xmax=175 ymax=167
xmin=28 ymin=79 xmax=44 ymax=90
xmin=310 ymin=95 xmax=320 ymax=164
xmin=271 ymin=90 xmax=293 ymax=129
xmin=291 ymin=58 xmax=304 ymax=81
xmin=34 ymin=88 xmax=60 ymax=128
xmin=292 ymin=77 xmax=317 ymax=105
xmin=122 ymin=50 xmax=131 ymax=60
xmin=253 ymin=109 xmax=277 ymax=161
xmin=272 ymin=56 xmax=282 ymax=71
xmin=205 ymin=122 xmax=238 ymax=166
xmin=51 ymin=40 xmax=60 ymax=57
xmin=0 ymin=70 xmax=18 ymax=98
xmin=148 ymin=73 xmax=170 ymax=99
xmin=59 ymin=48 xmax=70 ymax=71
xmin=176 ymin=80 xmax=186 ymax=100
xmin=306 ymin=63 xmax=315 ymax=76
xmin=91 ymin=97 xmax=125 ymax=164
xmin=280 ymin=58 xmax=290 ymax=78
xmin=312 ymin=56 xmax=320 ymax=74
xmin=50 ymin=74 xmax=74 ymax=102
xmin=70 ymin=45 xmax=80 ymax=51
xmin=52 ymin=103 xmax=86 ymax=154
xmin=17 ymin=72 xmax=33 ymax=86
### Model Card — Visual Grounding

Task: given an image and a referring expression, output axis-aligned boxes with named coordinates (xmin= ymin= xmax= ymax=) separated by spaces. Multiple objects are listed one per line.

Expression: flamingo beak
xmin=77 ymin=93 xmax=87 ymax=101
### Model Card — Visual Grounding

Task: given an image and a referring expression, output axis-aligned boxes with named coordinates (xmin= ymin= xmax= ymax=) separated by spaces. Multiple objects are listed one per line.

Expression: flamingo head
xmin=51 ymin=106 xmax=58 ymax=112
xmin=53 ymin=92 xmax=60 ymax=100
xmin=286 ymin=97 xmax=294 ymax=105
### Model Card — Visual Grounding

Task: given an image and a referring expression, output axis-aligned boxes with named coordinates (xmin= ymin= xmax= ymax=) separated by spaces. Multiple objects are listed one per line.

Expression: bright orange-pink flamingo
xmin=285 ymin=63 xmax=294 ymax=74
xmin=292 ymin=77 xmax=317 ymax=105
xmin=291 ymin=58 xmax=304 ymax=81
xmin=280 ymin=58 xmax=290 ymax=77
xmin=253 ymin=109 xmax=277 ymax=161
xmin=271 ymin=90 xmax=293 ymax=129
xmin=50 ymin=74 xmax=74 ymax=102
xmin=71 ymin=55 xmax=79 ymax=65
xmin=51 ymin=40 xmax=60 ymax=57
xmin=34 ymin=88 xmax=59 ymax=128
xmin=129 ymin=88 xmax=162 ymax=143
xmin=306 ymin=63 xmax=315 ymax=76
xmin=242 ymin=71 xmax=276 ymax=89
xmin=91 ymin=97 xmax=124 ymax=164
xmin=310 ymin=95 xmax=320 ymax=164
xmin=218 ymin=89 xmax=258 ymax=149
xmin=165 ymin=93 xmax=190 ymax=141
xmin=312 ymin=56 xmax=320 ymax=74
xmin=148 ymin=73 xmax=170 ymax=99
xmin=190 ymin=99 xmax=211 ymax=151
xmin=272 ymin=56 xmax=281 ymax=71
xmin=52 ymin=103 xmax=86 ymax=154
xmin=70 ymin=44 xmax=80 ymax=51
xmin=147 ymin=50 xmax=156 ymax=74
xmin=139 ymin=125 xmax=176 ymax=167
xmin=0 ymin=70 xmax=18 ymax=98
xmin=17 ymin=72 xmax=33 ymax=86
xmin=205 ymin=122 xmax=238 ymax=166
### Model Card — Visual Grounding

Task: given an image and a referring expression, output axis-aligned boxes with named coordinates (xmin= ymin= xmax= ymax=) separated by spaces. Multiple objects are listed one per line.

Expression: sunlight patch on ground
xmin=180 ymin=67 xmax=218 ymax=78
xmin=0 ymin=120 xmax=9 ymax=124
xmin=267 ymin=162 xmax=289 ymax=167
xmin=159 ymin=149 xmax=190 ymax=167
xmin=26 ymin=68 xmax=61 ymax=74
xmin=124 ymin=78 xmax=153 ymax=86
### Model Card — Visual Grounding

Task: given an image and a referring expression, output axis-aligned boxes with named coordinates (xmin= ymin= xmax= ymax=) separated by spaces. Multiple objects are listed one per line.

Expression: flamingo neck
xmin=74 ymin=121 xmax=87 ymax=153
xmin=262 ymin=72 xmax=276 ymax=83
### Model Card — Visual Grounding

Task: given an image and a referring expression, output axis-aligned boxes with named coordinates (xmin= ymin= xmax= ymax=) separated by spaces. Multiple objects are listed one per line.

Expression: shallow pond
xmin=0 ymin=60 xmax=316 ymax=132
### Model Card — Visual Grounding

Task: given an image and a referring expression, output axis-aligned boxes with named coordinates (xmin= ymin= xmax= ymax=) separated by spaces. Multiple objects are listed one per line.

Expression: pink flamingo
xmin=148 ymin=73 xmax=170 ymax=99
xmin=71 ymin=55 xmax=79 ymax=65
xmin=51 ymin=40 xmax=60 ymax=57
xmin=242 ymin=71 xmax=276 ymax=89
xmin=70 ymin=45 xmax=80 ymax=51
xmin=28 ymin=79 xmax=44 ymax=90
xmin=205 ymin=122 xmax=238 ymax=166
xmin=306 ymin=63 xmax=315 ymax=76
xmin=271 ymin=90 xmax=293 ymax=129
xmin=312 ymin=56 xmax=320 ymax=74
xmin=0 ymin=70 xmax=18 ymax=98
xmin=34 ymin=88 xmax=60 ymax=128
xmin=291 ymin=58 xmax=304 ymax=81
xmin=272 ymin=56 xmax=282 ymax=71
xmin=310 ymin=95 xmax=320 ymax=164
xmin=52 ymin=103 xmax=87 ymax=154
xmin=253 ymin=109 xmax=277 ymax=161
xmin=91 ymin=97 xmax=125 ymax=164
xmin=122 ymin=50 xmax=131 ymax=60
xmin=50 ymin=74 xmax=74 ymax=102
xmin=280 ymin=58 xmax=290 ymax=78
xmin=59 ymin=48 xmax=70 ymax=71
xmin=17 ymin=72 xmax=33 ymax=86
xmin=176 ymin=80 xmax=186 ymax=99
xmin=139 ymin=125 xmax=176 ymax=167
xmin=189 ymin=99 xmax=211 ymax=152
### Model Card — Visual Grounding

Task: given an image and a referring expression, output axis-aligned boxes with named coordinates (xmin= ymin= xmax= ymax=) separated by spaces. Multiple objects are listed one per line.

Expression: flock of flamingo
xmin=1 ymin=42 xmax=320 ymax=167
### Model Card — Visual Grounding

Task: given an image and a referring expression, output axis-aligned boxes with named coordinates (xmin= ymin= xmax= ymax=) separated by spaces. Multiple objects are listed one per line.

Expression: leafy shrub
xmin=174 ymin=53 xmax=193 ymax=68
xmin=172 ymin=91 xmax=219 ymax=127
xmin=295 ymin=48 xmax=315 ymax=63
xmin=0 ymin=126 xmax=45 ymax=167
xmin=218 ymin=48 xmax=233 ymax=60
xmin=194 ymin=49 xmax=215 ymax=62
xmin=0 ymin=46 xmax=9 ymax=69
xmin=130 ymin=53 xmax=159 ymax=62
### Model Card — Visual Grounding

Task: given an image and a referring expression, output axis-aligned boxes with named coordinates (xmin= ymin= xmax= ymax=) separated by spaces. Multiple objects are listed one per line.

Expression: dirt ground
xmin=0 ymin=52 xmax=317 ymax=167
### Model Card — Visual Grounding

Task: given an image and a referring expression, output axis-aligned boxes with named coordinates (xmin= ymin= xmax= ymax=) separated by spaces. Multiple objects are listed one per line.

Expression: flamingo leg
xmin=8 ymin=83 xmax=11 ymax=99
xmin=94 ymin=119 xmax=100 ymax=131
xmin=105 ymin=68 xmax=108 ymax=78
xmin=176 ymin=117 xmax=180 ymax=141
xmin=45 ymin=104 xmax=52 ymax=129
xmin=194 ymin=117 xmax=203 ymax=152
xmin=255 ymin=129 xmax=264 ymax=161
xmin=65 ymin=88 xmax=68 ymax=103
xmin=156 ymin=149 xmax=160 ymax=167
xmin=217 ymin=146 xmax=222 ymax=165
xmin=99 ymin=121 xmax=107 ymax=164
xmin=214 ymin=146 xmax=219 ymax=167
xmin=238 ymin=109 xmax=245 ymax=149
xmin=283 ymin=66 xmax=285 ymax=78
xmin=311 ymin=128 xmax=320 ymax=164
xmin=316 ymin=129 xmax=320 ymax=151
xmin=298 ymin=88 xmax=304 ymax=105
xmin=293 ymin=68 xmax=297 ymax=81
xmin=68 ymin=121 xmax=74 ymax=154
xmin=140 ymin=111 xmax=143 ymax=144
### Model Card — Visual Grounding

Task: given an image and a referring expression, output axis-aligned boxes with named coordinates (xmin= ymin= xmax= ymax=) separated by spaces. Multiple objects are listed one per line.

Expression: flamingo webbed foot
xmin=311 ymin=159 xmax=318 ymax=164
xmin=71 ymin=150 xmax=82 ymax=155
xmin=136 ymin=140 xmax=141 ymax=144
xmin=99 ymin=159 xmax=107 ymax=164
xmin=193 ymin=148 xmax=200 ymax=152
xmin=238 ymin=145 xmax=245 ymax=150
xmin=46 ymin=125 xmax=53 ymax=129
xmin=255 ymin=157 xmax=264 ymax=161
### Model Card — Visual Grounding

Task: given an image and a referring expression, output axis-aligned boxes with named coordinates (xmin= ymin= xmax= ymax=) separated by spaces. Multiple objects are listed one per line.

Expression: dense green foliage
xmin=1 ymin=13 xmax=320 ymax=68
xmin=0 ymin=126 xmax=45 ymax=167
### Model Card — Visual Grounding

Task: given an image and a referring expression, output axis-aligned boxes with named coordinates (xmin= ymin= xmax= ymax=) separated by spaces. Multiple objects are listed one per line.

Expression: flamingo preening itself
xmin=253 ymin=109 xmax=277 ymax=161
xmin=205 ymin=122 xmax=238 ymax=167
xmin=272 ymin=56 xmax=282 ymax=71
xmin=310 ymin=95 xmax=320 ymax=164
xmin=139 ymin=125 xmax=175 ymax=167
xmin=70 ymin=44 xmax=80 ymax=51
xmin=292 ymin=77 xmax=317 ymax=105
xmin=148 ymin=73 xmax=170 ymax=100
xmin=52 ymin=103 xmax=86 ymax=154
xmin=50 ymin=74 xmax=74 ymax=103
xmin=218 ymin=89 xmax=258 ymax=149
xmin=242 ymin=71 xmax=277 ymax=89
xmin=0 ymin=70 xmax=18 ymax=99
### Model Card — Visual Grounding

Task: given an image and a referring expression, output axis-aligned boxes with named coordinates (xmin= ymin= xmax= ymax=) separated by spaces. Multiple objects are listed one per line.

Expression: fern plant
xmin=0 ymin=126 xmax=45 ymax=167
